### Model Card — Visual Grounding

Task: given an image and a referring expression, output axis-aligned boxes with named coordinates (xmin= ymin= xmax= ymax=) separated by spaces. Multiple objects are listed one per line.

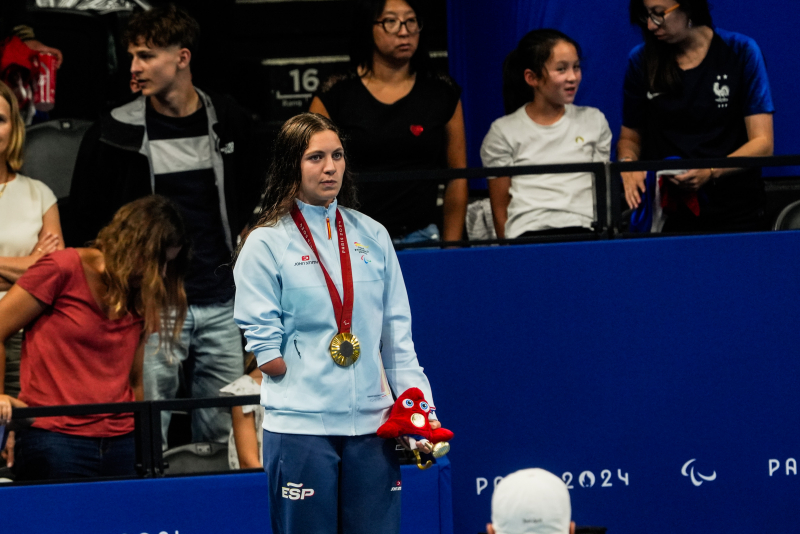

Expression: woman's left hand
xmin=671 ymin=169 xmax=714 ymax=191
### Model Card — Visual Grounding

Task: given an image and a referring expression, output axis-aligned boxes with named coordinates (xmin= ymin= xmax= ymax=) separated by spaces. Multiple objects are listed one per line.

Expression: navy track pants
xmin=263 ymin=430 xmax=402 ymax=534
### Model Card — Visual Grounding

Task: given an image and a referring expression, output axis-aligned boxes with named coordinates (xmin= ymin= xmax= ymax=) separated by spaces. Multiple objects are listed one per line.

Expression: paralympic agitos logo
xmin=681 ymin=459 xmax=717 ymax=486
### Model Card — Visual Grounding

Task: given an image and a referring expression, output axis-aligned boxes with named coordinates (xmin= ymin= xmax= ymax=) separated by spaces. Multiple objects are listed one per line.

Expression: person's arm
xmin=233 ymin=233 xmax=287 ymax=376
xmin=379 ymin=237 xmax=441 ymax=454
xmin=0 ymin=394 xmax=26 ymax=424
xmin=480 ymin=121 xmax=515 ymax=239
xmin=0 ymin=284 xmax=47 ymax=394
xmin=487 ymin=177 xmax=511 ymax=239
xmin=378 ymin=227 xmax=436 ymax=405
xmin=231 ymin=406 xmax=261 ymax=468
xmin=309 ymin=97 xmax=331 ymax=118
xmin=595 ymin=114 xmax=613 ymax=163
xmin=442 ymin=100 xmax=468 ymax=242
xmin=617 ymin=125 xmax=647 ymax=209
xmin=68 ymin=121 xmax=112 ymax=247
xmin=0 ymin=203 xmax=63 ymax=283
xmin=129 ymin=338 xmax=145 ymax=402
xmin=672 ymin=113 xmax=774 ymax=190
xmin=0 ymin=394 xmax=28 ymax=468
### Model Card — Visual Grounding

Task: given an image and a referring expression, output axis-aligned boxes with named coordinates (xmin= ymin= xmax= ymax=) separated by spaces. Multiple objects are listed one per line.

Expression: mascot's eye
xmin=403 ymin=399 xmax=414 ymax=408
xmin=419 ymin=401 xmax=430 ymax=412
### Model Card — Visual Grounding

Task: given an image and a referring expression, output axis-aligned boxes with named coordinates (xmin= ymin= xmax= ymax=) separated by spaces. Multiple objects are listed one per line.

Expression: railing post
xmin=150 ymin=402 xmax=166 ymax=477
xmin=133 ymin=402 xmax=153 ymax=478
xmin=604 ymin=160 xmax=613 ymax=238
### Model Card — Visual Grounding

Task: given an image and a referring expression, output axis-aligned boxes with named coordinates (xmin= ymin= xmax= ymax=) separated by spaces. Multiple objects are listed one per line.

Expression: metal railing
xmin=355 ymin=154 xmax=800 ymax=249
xmin=8 ymin=395 xmax=260 ymax=484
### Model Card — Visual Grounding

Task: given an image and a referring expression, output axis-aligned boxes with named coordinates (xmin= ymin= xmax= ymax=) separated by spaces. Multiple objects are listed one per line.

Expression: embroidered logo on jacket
xmin=282 ymin=482 xmax=315 ymax=500
xmin=713 ymin=75 xmax=730 ymax=108
xmin=294 ymin=257 xmax=319 ymax=266
xmin=220 ymin=141 xmax=235 ymax=154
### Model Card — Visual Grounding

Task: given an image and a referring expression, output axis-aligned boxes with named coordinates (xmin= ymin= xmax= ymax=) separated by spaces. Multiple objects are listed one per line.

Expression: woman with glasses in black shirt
xmin=619 ymin=0 xmax=774 ymax=232
xmin=310 ymin=0 xmax=468 ymax=244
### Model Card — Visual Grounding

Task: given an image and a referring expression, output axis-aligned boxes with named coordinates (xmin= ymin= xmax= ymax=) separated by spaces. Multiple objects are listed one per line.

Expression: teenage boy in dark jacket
xmin=70 ymin=4 xmax=260 ymax=446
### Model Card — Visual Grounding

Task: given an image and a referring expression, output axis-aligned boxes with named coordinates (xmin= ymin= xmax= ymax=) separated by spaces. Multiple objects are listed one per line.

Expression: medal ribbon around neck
xmin=290 ymin=204 xmax=360 ymax=366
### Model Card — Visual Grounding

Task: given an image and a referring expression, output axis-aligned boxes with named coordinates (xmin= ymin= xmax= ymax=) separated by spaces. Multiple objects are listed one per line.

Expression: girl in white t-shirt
xmin=481 ymin=29 xmax=611 ymax=239
xmin=0 ymin=81 xmax=63 ymax=397
xmin=220 ymin=353 xmax=263 ymax=469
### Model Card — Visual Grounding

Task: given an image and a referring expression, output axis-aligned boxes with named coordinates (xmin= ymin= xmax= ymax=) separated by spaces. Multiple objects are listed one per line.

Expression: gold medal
xmin=432 ymin=441 xmax=450 ymax=458
xmin=410 ymin=413 xmax=426 ymax=428
xmin=330 ymin=332 xmax=361 ymax=366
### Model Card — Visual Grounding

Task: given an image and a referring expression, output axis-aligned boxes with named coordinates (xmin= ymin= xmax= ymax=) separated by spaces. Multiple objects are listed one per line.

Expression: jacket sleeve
xmin=594 ymin=111 xmax=613 ymax=163
xmin=377 ymin=228 xmax=436 ymax=413
xmin=67 ymin=121 xmax=112 ymax=246
xmin=233 ymin=230 xmax=285 ymax=367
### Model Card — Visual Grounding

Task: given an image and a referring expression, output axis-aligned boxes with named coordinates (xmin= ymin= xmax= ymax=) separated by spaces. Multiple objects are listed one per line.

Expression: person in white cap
xmin=487 ymin=468 xmax=575 ymax=534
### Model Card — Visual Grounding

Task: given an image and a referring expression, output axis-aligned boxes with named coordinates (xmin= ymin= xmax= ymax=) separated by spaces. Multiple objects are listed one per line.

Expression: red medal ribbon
xmin=290 ymin=204 xmax=354 ymax=334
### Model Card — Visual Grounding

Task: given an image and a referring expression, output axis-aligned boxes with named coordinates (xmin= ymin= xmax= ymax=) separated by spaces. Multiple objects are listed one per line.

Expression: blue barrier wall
xmin=1 ymin=460 xmax=452 ymax=534
xmin=447 ymin=0 xmax=799 ymax=174
xmin=3 ymin=232 xmax=799 ymax=533
xmin=397 ymin=231 xmax=800 ymax=534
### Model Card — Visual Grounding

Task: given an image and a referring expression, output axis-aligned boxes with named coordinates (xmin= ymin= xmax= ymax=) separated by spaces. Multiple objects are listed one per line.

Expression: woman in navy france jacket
xmin=232 ymin=112 xmax=441 ymax=534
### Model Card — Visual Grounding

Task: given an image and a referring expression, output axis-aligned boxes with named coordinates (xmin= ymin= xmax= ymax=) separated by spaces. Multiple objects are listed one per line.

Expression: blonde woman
xmin=0 ymin=80 xmax=63 ymax=397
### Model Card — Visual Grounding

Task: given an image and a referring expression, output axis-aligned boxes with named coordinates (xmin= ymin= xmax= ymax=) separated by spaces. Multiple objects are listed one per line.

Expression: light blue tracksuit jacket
xmin=233 ymin=199 xmax=435 ymax=436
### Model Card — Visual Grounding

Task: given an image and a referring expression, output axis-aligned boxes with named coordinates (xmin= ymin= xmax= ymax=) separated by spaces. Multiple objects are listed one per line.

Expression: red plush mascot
xmin=377 ymin=388 xmax=453 ymax=469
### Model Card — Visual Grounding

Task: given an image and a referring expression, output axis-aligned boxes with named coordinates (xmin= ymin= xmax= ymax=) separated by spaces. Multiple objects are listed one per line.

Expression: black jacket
xmin=68 ymin=88 xmax=262 ymax=248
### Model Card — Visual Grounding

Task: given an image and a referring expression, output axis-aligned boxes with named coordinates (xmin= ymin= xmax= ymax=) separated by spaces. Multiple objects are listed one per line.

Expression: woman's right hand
xmin=31 ymin=232 xmax=60 ymax=257
xmin=1 ymin=431 xmax=14 ymax=468
xmin=0 ymin=394 xmax=13 ymax=425
xmin=259 ymin=357 xmax=287 ymax=377
xmin=621 ymin=171 xmax=647 ymax=210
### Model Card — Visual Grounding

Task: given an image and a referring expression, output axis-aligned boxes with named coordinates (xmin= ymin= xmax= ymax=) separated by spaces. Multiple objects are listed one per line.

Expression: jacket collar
xmin=102 ymin=87 xmax=218 ymax=152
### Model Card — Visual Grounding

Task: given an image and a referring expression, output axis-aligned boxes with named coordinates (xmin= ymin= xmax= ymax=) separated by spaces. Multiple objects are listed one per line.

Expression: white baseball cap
xmin=491 ymin=468 xmax=572 ymax=534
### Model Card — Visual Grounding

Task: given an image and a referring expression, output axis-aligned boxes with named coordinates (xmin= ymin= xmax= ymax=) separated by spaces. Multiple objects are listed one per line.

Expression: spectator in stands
xmin=619 ymin=0 xmax=774 ymax=232
xmin=69 ymin=4 xmax=261 ymax=448
xmin=309 ymin=0 xmax=468 ymax=244
xmin=233 ymin=112 xmax=442 ymax=534
xmin=481 ymin=30 xmax=611 ymax=239
xmin=0 ymin=195 xmax=189 ymax=479
xmin=0 ymin=81 xmax=63 ymax=398
xmin=487 ymin=468 xmax=575 ymax=534
xmin=220 ymin=353 xmax=262 ymax=469
xmin=0 ymin=0 xmax=64 ymax=68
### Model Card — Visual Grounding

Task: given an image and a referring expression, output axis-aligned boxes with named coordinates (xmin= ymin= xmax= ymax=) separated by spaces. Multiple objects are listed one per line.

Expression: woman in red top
xmin=0 ymin=195 xmax=189 ymax=480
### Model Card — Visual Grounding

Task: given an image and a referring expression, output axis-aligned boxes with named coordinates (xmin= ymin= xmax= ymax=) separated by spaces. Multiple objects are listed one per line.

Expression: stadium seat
xmin=161 ymin=442 xmax=229 ymax=475
xmin=21 ymin=119 xmax=92 ymax=200
xmin=772 ymin=200 xmax=800 ymax=230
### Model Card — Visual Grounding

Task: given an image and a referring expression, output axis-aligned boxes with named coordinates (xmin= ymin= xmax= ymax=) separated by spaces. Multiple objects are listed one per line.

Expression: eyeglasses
xmin=374 ymin=17 xmax=422 ymax=35
xmin=639 ymin=3 xmax=680 ymax=28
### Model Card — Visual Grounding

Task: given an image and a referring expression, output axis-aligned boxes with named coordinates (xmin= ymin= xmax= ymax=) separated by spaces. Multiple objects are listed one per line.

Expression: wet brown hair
xmin=233 ymin=113 xmax=357 ymax=264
